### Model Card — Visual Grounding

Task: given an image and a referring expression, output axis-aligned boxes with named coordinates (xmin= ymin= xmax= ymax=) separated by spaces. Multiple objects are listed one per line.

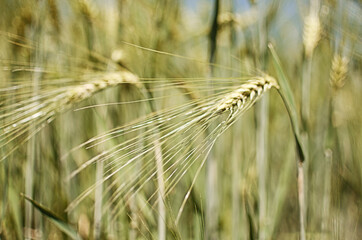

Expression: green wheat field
xmin=0 ymin=0 xmax=361 ymax=239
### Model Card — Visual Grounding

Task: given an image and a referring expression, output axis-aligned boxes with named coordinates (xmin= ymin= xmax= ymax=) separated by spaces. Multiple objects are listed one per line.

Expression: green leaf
xmin=22 ymin=194 xmax=82 ymax=240
xmin=268 ymin=43 xmax=306 ymax=162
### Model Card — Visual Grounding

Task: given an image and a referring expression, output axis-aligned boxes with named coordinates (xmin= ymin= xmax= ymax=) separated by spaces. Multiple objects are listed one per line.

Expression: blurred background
xmin=0 ymin=0 xmax=361 ymax=239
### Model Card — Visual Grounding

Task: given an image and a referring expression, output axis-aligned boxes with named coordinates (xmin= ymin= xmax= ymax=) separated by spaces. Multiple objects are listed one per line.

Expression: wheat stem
xmin=154 ymin=138 xmax=166 ymax=240
xmin=93 ymin=160 xmax=103 ymax=240
xmin=298 ymin=161 xmax=306 ymax=240
xmin=300 ymin=5 xmax=321 ymax=239
xmin=206 ymin=1 xmax=220 ymax=239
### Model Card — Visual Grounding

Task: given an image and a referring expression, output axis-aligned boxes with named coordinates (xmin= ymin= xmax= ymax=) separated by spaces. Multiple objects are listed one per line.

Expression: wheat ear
xmin=213 ymin=75 xmax=278 ymax=119
xmin=66 ymin=74 xmax=279 ymax=217
xmin=0 ymin=70 xmax=140 ymax=161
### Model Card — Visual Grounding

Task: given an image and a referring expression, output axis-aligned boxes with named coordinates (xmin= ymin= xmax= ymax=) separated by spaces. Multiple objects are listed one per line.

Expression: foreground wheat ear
xmin=0 ymin=69 xmax=140 ymax=162
xmin=66 ymin=74 xmax=279 ymax=221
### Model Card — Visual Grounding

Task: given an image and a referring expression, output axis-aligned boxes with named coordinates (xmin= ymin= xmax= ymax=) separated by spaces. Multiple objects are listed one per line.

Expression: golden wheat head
xmin=214 ymin=75 xmax=278 ymax=119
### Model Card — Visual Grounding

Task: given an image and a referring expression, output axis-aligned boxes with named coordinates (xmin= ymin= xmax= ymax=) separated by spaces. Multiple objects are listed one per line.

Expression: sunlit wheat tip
xmin=215 ymin=75 xmax=278 ymax=114
xmin=303 ymin=14 xmax=321 ymax=57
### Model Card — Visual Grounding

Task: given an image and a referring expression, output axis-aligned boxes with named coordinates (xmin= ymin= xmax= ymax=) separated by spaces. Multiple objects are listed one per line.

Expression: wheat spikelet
xmin=330 ymin=54 xmax=349 ymax=89
xmin=303 ymin=14 xmax=321 ymax=58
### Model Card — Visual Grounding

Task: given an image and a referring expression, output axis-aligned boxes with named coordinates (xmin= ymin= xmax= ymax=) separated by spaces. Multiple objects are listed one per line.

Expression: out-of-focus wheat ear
xmin=47 ymin=0 xmax=60 ymax=33
xmin=303 ymin=14 xmax=321 ymax=58
xmin=76 ymin=0 xmax=98 ymax=54
xmin=328 ymin=53 xmax=349 ymax=144
xmin=218 ymin=7 xmax=259 ymax=30
xmin=78 ymin=0 xmax=98 ymax=21
xmin=330 ymin=54 xmax=349 ymax=90
xmin=13 ymin=8 xmax=34 ymax=38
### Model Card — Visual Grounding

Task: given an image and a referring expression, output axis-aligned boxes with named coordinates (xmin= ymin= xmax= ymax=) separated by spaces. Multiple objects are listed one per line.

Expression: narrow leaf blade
xmin=22 ymin=194 xmax=82 ymax=240
xmin=268 ymin=43 xmax=306 ymax=161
